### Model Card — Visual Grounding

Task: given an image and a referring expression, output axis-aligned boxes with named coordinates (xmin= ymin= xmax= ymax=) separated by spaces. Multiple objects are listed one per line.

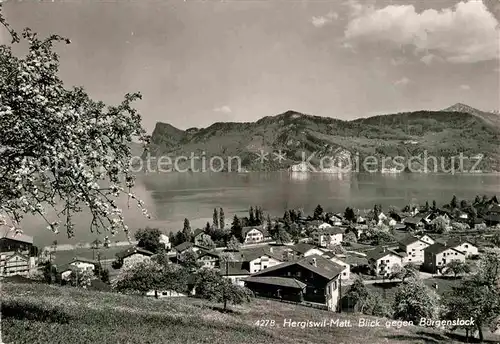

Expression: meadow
xmin=2 ymin=282 xmax=500 ymax=344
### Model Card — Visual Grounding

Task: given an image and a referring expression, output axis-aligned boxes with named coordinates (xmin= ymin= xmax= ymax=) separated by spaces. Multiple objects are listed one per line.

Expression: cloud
xmin=213 ymin=105 xmax=232 ymax=114
xmin=344 ymin=0 xmax=500 ymax=64
xmin=311 ymin=11 xmax=339 ymax=28
xmin=394 ymin=77 xmax=411 ymax=86
xmin=460 ymin=84 xmax=471 ymax=90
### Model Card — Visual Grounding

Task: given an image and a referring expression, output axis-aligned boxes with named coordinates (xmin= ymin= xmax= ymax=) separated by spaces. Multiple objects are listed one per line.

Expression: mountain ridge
xmin=143 ymin=104 xmax=500 ymax=172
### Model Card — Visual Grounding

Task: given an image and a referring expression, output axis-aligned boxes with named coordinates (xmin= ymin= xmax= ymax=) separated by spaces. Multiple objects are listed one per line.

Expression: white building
xmin=367 ymin=248 xmax=403 ymax=277
xmin=159 ymin=234 xmax=171 ymax=250
xmin=445 ymin=238 xmax=478 ymax=258
xmin=242 ymin=227 xmax=270 ymax=245
xmin=398 ymin=236 xmax=432 ymax=264
xmin=424 ymin=243 xmax=466 ymax=273
xmin=312 ymin=227 xmax=344 ymax=248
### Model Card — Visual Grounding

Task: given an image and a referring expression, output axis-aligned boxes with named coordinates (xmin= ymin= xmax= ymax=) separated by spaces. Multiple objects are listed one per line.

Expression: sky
xmin=1 ymin=0 xmax=499 ymax=132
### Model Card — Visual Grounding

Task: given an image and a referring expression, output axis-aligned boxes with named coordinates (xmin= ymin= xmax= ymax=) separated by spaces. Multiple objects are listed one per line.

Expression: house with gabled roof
xmin=219 ymin=261 xmax=250 ymax=287
xmin=442 ymin=238 xmax=478 ymax=258
xmin=366 ymin=247 xmax=403 ymax=276
xmin=243 ymin=254 xmax=344 ymax=311
xmin=196 ymin=249 xmax=220 ymax=269
xmin=398 ymin=235 xmax=432 ymax=264
xmin=192 ymin=229 xmax=206 ymax=246
xmin=289 ymin=243 xmax=325 ymax=259
xmin=312 ymin=226 xmax=344 ymax=248
xmin=241 ymin=227 xmax=270 ymax=244
xmin=240 ymin=247 xmax=283 ymax=273
xmin=58 ymin=256 xmax=100 ymax=281
xmin=423 ymin=243 xmax=466 ymax=273
xmin=116 ymin=246 xmax=154 ymax=268
xmin=0 ymin=226 xmax=36 ymax=277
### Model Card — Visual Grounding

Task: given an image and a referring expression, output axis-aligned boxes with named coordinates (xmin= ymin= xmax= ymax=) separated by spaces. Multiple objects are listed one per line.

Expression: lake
xmin=21 ymin=172 xmax=500 ymax=247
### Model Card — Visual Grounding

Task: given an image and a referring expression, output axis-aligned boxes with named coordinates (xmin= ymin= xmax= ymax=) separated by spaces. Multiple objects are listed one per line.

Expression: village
xmin=1 ymin=194 xmax=500 ymax=315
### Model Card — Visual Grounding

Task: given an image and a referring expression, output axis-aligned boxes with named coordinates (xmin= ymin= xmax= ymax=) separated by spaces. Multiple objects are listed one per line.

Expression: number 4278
xmin=255 ymin=320 xmax=276 ymax=327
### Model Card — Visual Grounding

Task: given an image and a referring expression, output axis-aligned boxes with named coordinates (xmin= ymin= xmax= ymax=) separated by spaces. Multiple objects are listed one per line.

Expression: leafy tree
xmin=194 ymin=268 xmax=252 ymax=311
xmin=433 ymin=215 xmax=449 ymax=234
xmin=444 ymin=252 xmax=500 ymax=342
xmin=474 ymin=195 xmax=481 ymax=204
xmin=460 ymin=200 xmax=469 ymax=209
xmin=275 ymin=227 xmax=291 ymax=245
xmin=69 ymin=268 xmax=94 ymax=288
xmin=344 ymin=207 xmax=356 ymax=223
xmin=213 ymin=208 xmax=219 ymax=229
xmin=152 ymin=249 xmax=171 ymax=267
xmin=492 ymin=232 xmax=500 ymax=248
xmin=134 ymin=227 xmax=162 ymax=253
xmin=226 ymin=235 xmax=241 ymax=251
xmin=182 ymin=218 xmax=192 ymax=242
xmin=111 ymin=256 xmax=124 ymax=270
xmin=255 ymin=206 xmax=264 ymax=225
xmin=391 ymin=263 xmax=419 ymax=282
xmin=393 ymin=278 xmax=440 ymax=323
xmin=424 ymin=201 xmax=430 ymax=212
xmin=445 ymin=260 xmax=471 ymax=278
xmin=432 ymin=200 xmax=437 ymax=211
xmin=249 ymin=206 xmax=255 ymax=225
xmin=205 ymin=222 xmax=211 ymax=232
xmin=219 ymin=207 xmax=225 ymax=229
xmin=283 ymin=210 xmax=291 ymax=228
xmin=179 ymin=250 xmax=200 ymax=270
xmin=343 ymin=231 xmax=357 ymax=243
xmin=367 ymin=293 xmax=391 ymax=318
xmin=41 ymin=261 xmax=57 ymax=284
xmin=313 ymin=204 xmax=324 ymax=220
xmin=450 ymin=195 xmax=458 ymax=209
xmin=199 ymin=233 xmax=216 ymax=250
xmin=114 ymin=260 xmax=188 ymax=298
xmin=0 ymin=11 xmax=149 ymax=237
xmin=266 ymin=214 xmax=272 ymax=232
xmin=345 ymin=277 xmax=369 ymax=313
xmin=231 ymin=215 xmax=242 ymax=241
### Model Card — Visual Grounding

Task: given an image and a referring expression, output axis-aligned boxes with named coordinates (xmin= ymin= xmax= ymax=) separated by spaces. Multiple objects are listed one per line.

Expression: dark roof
xmin=403 ymin=217 xmax=421 ymax=225
xmin=193 ymin=228 xmax=204 ymax=237
xmin=116 ymin=246 xmax=154 ymax=259
xmin=252 ymin=254 xmax=344 ymax=280
xmin=366 ymin=248 xmax=403 ymax=261
xmin=69 ymin=256 xmax=99 ymax=265
xmin=197 ymin=249 xmax=220 ymax=259
xmin=444 ymin=237 xmax=475 ymax=248
xmin=243 ymin=276 xmax=307 ymax=289
xmin=398 ymin=235 xmax=423 ymax=246
xmin=290 ymin=242 xmax=318 ymax=255
xmin=240 ymin=247 xmax=283 ymax=262
xmin=220 ymin=262 xmax=250 ymax=276
xmin=0 ymin=225 xmax=33 ymax=244
xmin=173 ymin=241 xmax=194 ymax=252
xmin=484 ymin=214 xmax=500 ymax=223
xmin=425 ymin=243 xmax=464 ymax=255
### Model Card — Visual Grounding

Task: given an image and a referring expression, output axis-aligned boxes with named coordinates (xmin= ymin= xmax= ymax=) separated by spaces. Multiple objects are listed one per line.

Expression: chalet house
xmin=321 ymin=252 xmax=350 ymax=280
xmin=404 ymin=212 xmax=433 ymax=230
xmin=192 ymin=229 xmax=206 ymax=246
xmin=443 ymin=238 xmax=478 ymax=258
xmin=243 ymin=255 xmax=344 ymax=312
xmin=241 ymin=227 xmax=270 ymax=244
xmin=398 ymin=235 xmax=432 ymax=264
xmin=0 ymin=226 xmax=36 ymax=277
xmin=423 ymin=243 xmax=466 ymax=273
xmin=159 ymin=234 xmax=172 ymax=250
xmin=241 ymin=247 xmax=283 ymax=273
xmin=59 ymin=257 xmax=99 ymax=280
xmin=172 ymin=242 xmax=206 ymax=260
xmin=117 ymin=246 xmax=154 ymax=268
xmin=367 ymin=248 xmax=403 ymax=277
xmin=220 ymin=261 xmax=250 ymax=287
xmin=312 ymin=227 xmax=344 ymax=248
xmin=196 ymin=249 xmax=220 ymax=269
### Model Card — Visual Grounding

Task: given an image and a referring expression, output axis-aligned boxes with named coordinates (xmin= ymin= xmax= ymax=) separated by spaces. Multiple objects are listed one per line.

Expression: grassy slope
xmin=2 ymin=282 xmax=498 ymax=344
